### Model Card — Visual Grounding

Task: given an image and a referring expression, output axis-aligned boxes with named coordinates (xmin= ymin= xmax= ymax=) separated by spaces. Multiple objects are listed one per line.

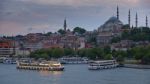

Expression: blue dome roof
xmin=98 ymin=16 xmax=123 ymax=29
xmin=109 ymin=16 xmax=118 ymax=21
xmin=104 ymin=16 xmax=122 ymax=24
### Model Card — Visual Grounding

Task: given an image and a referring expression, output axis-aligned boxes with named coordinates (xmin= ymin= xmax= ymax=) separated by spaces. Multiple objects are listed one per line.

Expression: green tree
xmin=142 ymin=52 xmax=150 ymax=64
xmin=111 ymin=36 xmax=121 ymax=43
xmin=116 ymin=55 xmax=124 ymax=65
xmin=104 ymin=46 xmax=111 ymax=54
xmin=64 ymin=48 xmax=74 ymax=56
xmin=51 ymin=48 xmax=64 ymax=58
xmin=58 ymin=29 xmax=66 ymax=35
xmin=122 ymin=30 xmax=130 ymax=39
xmin=73 ymin=27 xmax=86 ymax=35
xmin=78 ymin=49 xmax=87 ymax=57
xmin=85 ymin=48 xmax=97 ymax=60
xmin=45 ymin=32 xmax=52 ymax=36
xmin=104 ymin=54 xmax=113 ymax=60
xmin=40 ymin=53 xmax=49 ymax=59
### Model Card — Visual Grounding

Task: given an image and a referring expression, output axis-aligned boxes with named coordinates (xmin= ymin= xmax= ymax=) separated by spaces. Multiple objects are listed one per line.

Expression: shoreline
xmin=124 ymin=64 xmax=150 ymax=69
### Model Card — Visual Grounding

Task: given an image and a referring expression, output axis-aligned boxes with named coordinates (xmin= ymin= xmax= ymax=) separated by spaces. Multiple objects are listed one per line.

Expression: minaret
xmin=128 ymin=9 xmax=131 ymax=28
xmin=64 ymin=18 xmax=67 ymax=31
xmin=117 ymin=6 xmax=119 ymax=20
xmin=135 ymin=12 xmax=138 ymax=28
xmin=146 ymin=15 xmax=148 ymax=27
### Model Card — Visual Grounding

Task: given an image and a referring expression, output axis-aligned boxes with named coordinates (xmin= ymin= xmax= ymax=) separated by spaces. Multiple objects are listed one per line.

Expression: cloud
xmin=26 ymin=23 xmax=63 ymax=33
xmin=139 ymin=0 xmax=150 ymax=8
xmin=0 ymin=0 xmax=150 ymax=36
xmin=18 ymin=0 xmax=140 ymax=7
xmin=0 ymin=21 xmax=27 ymax=36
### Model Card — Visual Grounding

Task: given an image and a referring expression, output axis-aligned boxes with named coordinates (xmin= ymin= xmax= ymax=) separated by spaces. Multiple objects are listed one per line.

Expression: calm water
xmin=0 ymin=64 xmax=150 ymax=84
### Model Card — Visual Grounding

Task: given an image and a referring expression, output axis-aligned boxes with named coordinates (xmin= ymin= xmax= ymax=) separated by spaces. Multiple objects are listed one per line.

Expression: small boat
xmin=16 ymin=60 xmax=64 ymax=71
xmin=3 ymin=58 xmax=17 ymax=64
xmin=88 ymin=60 xmax=118 ymax=70
xmin=0 ymin=58 xmax=3 ymax=63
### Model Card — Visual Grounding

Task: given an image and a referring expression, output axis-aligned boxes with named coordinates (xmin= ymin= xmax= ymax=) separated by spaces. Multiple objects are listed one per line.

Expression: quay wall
xmin=124 ymin=64 xmax=150 ymax=69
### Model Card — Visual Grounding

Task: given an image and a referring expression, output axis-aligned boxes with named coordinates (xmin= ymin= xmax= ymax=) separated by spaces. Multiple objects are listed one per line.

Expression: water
xmin=0 ymin=64 xmax=150 ymax=84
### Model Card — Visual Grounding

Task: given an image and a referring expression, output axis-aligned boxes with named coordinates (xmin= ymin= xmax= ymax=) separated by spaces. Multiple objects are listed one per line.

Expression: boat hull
xmin=17 ymin=66 xmax=64 ymax=71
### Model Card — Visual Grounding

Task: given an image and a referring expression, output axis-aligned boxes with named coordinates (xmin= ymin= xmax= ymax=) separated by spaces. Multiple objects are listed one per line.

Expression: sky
xmin=0 ymin=0 xmax=150 ymax=36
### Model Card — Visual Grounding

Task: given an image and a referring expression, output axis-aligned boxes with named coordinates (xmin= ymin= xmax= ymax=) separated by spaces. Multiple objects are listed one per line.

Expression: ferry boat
xmin=59 ymin=57 xmax=88 ymax=64
xmin=16 ymin=61 xmax=64 ymax=71
xmin=88 ymin=60 xmax=118 ymax=70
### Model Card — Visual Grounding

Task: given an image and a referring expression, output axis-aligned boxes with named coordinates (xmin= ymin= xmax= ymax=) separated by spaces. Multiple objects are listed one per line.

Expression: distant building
xmin=78 ymin=37 xmax=85 ymax=49
xmin=25 ymin=33 xmax=44 ymax=43
xmin=0 ymin=39 xmax=15 ymax=57
xmin=60 ymin=35 xmax=78 ymax=49
xmin=23 ymin=42 xmax=43 ymax=51
xmin=15 ymin=49 xmax=30 ymax=57
xmin=42 ymin=34 xmax=62 ymax=48
xmin=98 ymin=16 xmax=123 ymax=36
xmin=111 ymin=40 xmax=133 ymax=51
xmin=97 ymin=32 xmax=113 ymax=45
xmin=97 ymin=16 xmax=123 ymax=46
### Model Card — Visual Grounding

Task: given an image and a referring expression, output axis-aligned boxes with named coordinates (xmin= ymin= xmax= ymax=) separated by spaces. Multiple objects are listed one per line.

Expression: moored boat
xmin=88 ymin=60 xmax=118 ymax=70
xmin=0 ymin=57 xmax=3 ymax=63
xmin=59 ymin=57 xmax=88 ymax=64
xmin=2 ymin=58 xmax=17 ymax=64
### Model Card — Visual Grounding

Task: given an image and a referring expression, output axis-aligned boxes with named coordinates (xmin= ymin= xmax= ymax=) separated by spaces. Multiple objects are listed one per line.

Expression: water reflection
xmin=39 ymin=71 xmax=63 ymax=76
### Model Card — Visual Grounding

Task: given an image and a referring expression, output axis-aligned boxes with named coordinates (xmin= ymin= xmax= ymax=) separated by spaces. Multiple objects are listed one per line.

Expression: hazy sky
xmin=0 ymin=0 xmax=150 ymax=36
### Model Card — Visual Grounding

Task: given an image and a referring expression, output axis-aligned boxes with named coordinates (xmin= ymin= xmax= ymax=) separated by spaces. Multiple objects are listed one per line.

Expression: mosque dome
xmin=105 ymin=16 xmax=123 ymax=24
xmin=98 ymin=16 xmax=123 ymax=32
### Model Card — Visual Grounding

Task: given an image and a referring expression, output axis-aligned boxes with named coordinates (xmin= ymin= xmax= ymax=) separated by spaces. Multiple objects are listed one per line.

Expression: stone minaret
xmin=64 ymin=18 xmax=67 ymax=31
xmin=117 ymin=6 xmax=119 ymax=20
xmin=146 ymin=15 xmax=148 ymax=27
xmin=135 ymin=12 xmax=138 ymax=28
xmin=128 ymin=9 xmax=131 ymax=28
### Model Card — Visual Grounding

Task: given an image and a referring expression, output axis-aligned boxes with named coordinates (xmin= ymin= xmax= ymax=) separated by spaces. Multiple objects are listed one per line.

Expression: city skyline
xmin=0 ymin=0 xmax=150 ymax=36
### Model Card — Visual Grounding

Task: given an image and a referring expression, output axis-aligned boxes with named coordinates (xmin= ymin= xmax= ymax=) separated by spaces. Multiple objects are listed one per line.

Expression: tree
xmin=122 ymin=24 xmax=130 ymax=29
xmin=64 ymin=48 xmax=74 ymax=56
xmin=111 ymin=36 xmax=121 ymax=43
xmin=132 ymin=47 xmax=143 ymax=60
xmin=104 ymin=46 xmax=111 ymax=54
xmin=58 ymin=29 xmax=66 ymax=35
xmin=85 ymin=48 xmax=97 ymax=60
xmin=142 ymin=52 xmax=150 ymax=64
xmin=77 ymin=49 xmax=86 ymax=57
xmin=51 ymin=48 xmax=64 ymax=58
xmin=45 ymin=32 xmax=52 ymax=36
xmin=122 ymin=30 xmax=130 ymax=40
xmin=104 ymin=54 xmax=113 ymax=60
xmin=116 ymin=55 xmax=124 ymax=65
xmin=73 ymin=27 xmax=86 ymax=35
xmin=30 ymin=49 xmax=49 ymax=59
xmin=40 ymin=53 xmax=49 ymax=60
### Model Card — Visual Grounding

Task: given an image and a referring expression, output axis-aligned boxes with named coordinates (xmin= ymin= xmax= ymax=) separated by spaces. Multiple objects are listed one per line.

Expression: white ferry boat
xmin=17 ymin=61 xmax=64 ymax=71
xmin=59 ymin=57 xmax=88 ymax=64
xmin=88 ymin=60 xmax=118 ymax=70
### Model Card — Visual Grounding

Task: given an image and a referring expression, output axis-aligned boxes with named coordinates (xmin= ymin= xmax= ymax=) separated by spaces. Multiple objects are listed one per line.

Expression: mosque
xmin=96 ymin=6 xmax=149 ymax=46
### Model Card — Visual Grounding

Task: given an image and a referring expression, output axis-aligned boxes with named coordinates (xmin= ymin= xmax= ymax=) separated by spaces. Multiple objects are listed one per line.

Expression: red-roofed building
xmin=0 ymin=39 xmax=15 ymax=57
